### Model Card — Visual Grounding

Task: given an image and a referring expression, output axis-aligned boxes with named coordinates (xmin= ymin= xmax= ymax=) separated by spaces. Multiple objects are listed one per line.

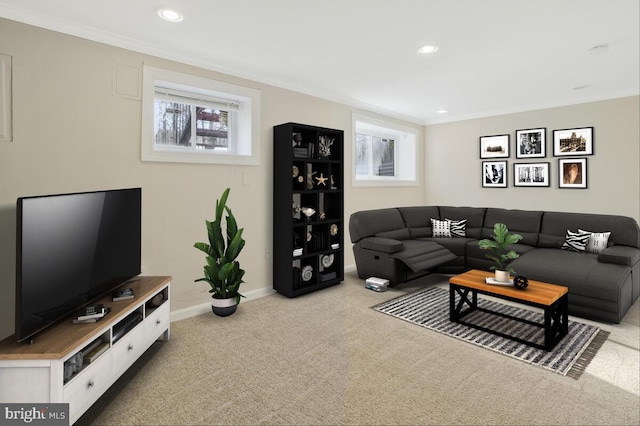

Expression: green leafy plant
xmin=478 ymin=223 xmax=523 ymax=274
xmin=194 ymin=188 xmax=246 ymax=303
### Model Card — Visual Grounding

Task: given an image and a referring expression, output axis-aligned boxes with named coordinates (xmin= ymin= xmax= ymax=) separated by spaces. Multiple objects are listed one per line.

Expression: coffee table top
xmin=449 ymin=269 xmax=568 ymax=307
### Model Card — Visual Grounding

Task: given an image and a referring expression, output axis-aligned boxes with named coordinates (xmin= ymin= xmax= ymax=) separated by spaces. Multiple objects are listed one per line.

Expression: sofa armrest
xmin=360 ymin=237 xmax=404 ymax=254
xmin=598 ymin=246 xmax=640 ymax=266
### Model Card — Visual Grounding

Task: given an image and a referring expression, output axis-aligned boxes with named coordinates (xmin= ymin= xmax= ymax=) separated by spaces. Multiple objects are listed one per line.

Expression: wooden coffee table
xmin=449 ymin=269 xmax=569 ymax=351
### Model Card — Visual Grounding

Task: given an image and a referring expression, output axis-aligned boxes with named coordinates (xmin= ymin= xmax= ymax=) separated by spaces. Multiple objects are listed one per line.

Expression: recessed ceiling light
xmin=436 ymin=109 xmax=448 ymax=114
xmin=157 ymin=8 xmax=183 ymax=22
xmin=572 ymin=85 xmax=590 ymax=91
xmin=418 ymin=45 xmax=439 ymax=54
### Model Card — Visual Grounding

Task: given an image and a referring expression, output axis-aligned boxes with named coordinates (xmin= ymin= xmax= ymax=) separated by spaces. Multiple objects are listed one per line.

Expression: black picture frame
xmin=480 ymin=134 xmax=510 ymax=158
xmin=482 ymin=161 xmax=508 ymax=188
xmin=553 ymin=127 xmax=594 ymax=156
xmin=515 ymin=128 xmax=546 ymax=158
xmin=558 ymin=158 xmax=588 ymax=189
xmin=514 ymin=162 xmax=550 ymax=187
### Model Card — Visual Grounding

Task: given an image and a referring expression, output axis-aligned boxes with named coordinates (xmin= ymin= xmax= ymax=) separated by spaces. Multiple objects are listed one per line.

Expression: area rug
xmin=372 ymin=286 xmax=609 ymax=379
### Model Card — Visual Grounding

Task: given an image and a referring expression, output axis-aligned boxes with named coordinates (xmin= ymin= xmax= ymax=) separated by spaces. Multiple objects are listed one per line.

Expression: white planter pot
xmin=495 ymin=269 xmax=510 ymax=283
xmin=211 ymin=297 xmax=238 ymax=317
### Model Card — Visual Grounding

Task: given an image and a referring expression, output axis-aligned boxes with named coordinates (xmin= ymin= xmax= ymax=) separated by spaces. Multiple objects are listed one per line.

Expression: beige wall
xmin=425 ymin=97 xmax=640 ymax=222
xmin=0 ymin=19 xmax=425 ymax=339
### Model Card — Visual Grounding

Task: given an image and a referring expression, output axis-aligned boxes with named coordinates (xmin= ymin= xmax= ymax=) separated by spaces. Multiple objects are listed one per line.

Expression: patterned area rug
xmin=373 ymin=287 xmax=609 ymax=379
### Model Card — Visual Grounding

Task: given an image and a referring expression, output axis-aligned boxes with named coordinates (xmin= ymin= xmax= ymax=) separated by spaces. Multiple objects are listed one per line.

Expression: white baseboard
xmin=170 ymin=286 xmax=276 ymax=322
xmin=344 ymin=263 xmax=357 ymax=273
xmin=170 ymin=267 xmax=356 ymax=322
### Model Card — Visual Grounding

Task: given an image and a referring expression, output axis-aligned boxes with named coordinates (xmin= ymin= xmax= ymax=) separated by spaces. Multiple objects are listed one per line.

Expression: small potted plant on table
xmin=194 ymin=188 xmax=245 ymax=316
xmin=478 ymin=223 xmax=522 ymax=282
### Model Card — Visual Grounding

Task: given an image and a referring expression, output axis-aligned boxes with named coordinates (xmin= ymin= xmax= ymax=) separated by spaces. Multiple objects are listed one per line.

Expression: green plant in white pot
xmin=194 ymin=188 xmax=245 ymax=316
xmin=478 ymin=223 xmax=523 ymax=282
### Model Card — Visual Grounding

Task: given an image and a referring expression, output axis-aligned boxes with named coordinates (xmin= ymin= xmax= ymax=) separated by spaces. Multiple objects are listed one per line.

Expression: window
xmin=142 ymin=66 xmax=260 ymax=165
xmin=353 ymin=114 xmax=418 ymax=186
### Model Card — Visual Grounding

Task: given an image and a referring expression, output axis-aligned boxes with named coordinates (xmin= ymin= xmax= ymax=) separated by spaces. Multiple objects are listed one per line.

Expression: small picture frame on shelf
xmin=559 ymin=158 xmax=587 ymax=189
xmin=515 ymin=128 xmax=546 ymax=158
xmin=514 ymin=162 xmax=550 ymax=187
xmin=553 ymin=127 xmax=594 ymax=156
xmin=482 ymin=161 xmax=507 ymax=188
xmin=480 ymin=134 xmax=509 ymax=158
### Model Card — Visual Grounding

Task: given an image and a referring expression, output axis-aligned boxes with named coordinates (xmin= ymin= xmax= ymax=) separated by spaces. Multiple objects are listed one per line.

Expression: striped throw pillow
xmin=561 ymin=229 xmax=591 ymax=252
xmin=446 ymin=218 xmax=467 ymax=238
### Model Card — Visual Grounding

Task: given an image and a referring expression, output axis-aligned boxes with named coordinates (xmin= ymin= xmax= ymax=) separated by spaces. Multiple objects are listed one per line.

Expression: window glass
xmin=353 ymin=114 xmax=418 ymax=186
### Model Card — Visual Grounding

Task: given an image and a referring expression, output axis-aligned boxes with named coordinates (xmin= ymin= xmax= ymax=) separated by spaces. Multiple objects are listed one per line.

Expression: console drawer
xmin=112 ymin=324 xmax=145 ymax=377
xmin=144 ymin=302 xmax=170 ymax=346
xmin=63 ymin=351 xmax=113 ymax=422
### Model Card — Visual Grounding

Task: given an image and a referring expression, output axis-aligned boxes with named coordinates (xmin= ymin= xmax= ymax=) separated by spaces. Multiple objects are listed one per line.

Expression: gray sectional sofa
xmin=349 ymin=206 xmax=640 ymax=323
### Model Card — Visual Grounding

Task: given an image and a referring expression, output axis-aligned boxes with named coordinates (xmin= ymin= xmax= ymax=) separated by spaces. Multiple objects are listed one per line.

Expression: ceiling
xmin=1 ymin=0 xmax=638 ymax=124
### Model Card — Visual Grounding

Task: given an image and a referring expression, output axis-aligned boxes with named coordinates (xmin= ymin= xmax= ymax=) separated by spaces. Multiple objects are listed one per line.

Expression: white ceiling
xmin=1 ymin=0 xmax=638 ymax=124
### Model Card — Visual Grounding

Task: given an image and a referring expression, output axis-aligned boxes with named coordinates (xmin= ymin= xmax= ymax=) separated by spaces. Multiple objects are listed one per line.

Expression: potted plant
xmin=478 ymin=223 xmax=523 ymax=282
xmin=194 ymin=188 xmax=246 ymax=316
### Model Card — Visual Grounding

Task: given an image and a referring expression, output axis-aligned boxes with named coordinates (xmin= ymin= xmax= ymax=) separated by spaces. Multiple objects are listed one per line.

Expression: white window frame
xmin=141 ymin=65 xmax=261 ymax=165
xmin=352 ymin=114 xmax=419 ymax=187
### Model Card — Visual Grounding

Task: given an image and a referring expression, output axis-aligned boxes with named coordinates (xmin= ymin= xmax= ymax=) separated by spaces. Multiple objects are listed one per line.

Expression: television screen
xmin=16 ymin=188 xmax=141 ymax=342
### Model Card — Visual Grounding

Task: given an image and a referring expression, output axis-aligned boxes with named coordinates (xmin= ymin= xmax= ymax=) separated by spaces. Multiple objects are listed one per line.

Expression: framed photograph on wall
xmin=514 ymin=162 xmax=550 ymax=187
xmin=515 ymin=128 xmax=546 ymax=158
xmin=553 ymin=127 xmax=594 ymax=156
xmin=559 ymin=158 xmax=587 ymax=189
xmin=482 ymin=161 xmax=507 ymax=188
xmin=479 ymin=134 xmax=509 ymax=158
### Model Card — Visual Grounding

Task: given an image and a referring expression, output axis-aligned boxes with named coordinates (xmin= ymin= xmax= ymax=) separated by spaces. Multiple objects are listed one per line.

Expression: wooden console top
xmin=0 ymin=276 xmax=171 ymax=360
xmin=449 ymin=269 xmax=568 ymax=307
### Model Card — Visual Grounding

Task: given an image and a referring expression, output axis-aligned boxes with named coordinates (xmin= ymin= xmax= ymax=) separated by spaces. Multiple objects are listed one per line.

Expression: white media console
xmin=0 ymin=276 xmax=171 ymax=424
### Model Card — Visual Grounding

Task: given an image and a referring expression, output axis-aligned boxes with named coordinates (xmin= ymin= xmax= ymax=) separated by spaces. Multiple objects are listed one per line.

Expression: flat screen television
xmin=16 ymin=188 xmax=142 ymax=343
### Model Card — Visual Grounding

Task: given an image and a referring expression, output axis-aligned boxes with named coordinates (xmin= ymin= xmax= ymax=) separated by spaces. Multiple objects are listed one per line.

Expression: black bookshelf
xmin=273 ymin=123 xmax=344 ymax=297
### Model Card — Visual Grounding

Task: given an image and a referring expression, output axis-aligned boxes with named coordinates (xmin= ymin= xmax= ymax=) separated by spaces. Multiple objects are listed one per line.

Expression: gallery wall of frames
xmin=480 ymin=127 xmax=594 ymax=189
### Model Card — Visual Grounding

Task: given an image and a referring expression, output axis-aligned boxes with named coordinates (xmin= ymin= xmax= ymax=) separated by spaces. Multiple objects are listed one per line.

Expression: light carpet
xmin=77 ymin=273 xmax=639 ymax=425
xmin=373 ymin=286 xmax=608 ymax=378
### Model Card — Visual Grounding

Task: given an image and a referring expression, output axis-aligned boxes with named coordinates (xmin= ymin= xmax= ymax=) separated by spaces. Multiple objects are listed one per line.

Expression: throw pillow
xmin=430 ymin=218 xmax=451 ymax=238
xmin=446 ymin=218 xmax=467 ymax=237
xmin=579 ymin=229 xmax=611 ymax=254
xmin=561 ymin=229 xmax=591 ymax=252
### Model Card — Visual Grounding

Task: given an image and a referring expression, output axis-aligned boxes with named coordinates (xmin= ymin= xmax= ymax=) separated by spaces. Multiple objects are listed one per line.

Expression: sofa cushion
xmin=438 ymin=206 xmax=486 ymax=239
xmin=397 ymin=206 xmax=441 ymax=228
xmin=483 ymin=208 xmax=543 ymax=246
xmin=510 ymin=248 xmax=630 ymax=302
xmin=539 ymin=211 xmax=640 ymax=249
xmin=424 ymin=237 xmax=474 ymax=257
xmin=409 ymin=227 xmax=432 ymax=239
xmin=349 ymin=208 xmax=406 ymax=243
xmin=360 ymin=237 xmax=404 ymax=253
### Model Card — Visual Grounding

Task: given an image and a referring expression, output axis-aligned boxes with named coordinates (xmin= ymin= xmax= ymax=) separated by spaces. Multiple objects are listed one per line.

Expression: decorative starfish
xmin=315 ymin=173 xmax=328 ymax=186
